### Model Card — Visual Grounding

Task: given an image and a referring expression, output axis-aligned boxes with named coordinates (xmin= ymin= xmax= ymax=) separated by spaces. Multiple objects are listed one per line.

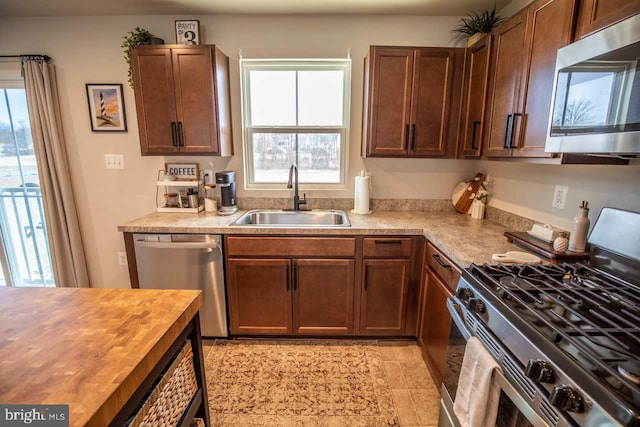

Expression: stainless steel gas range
xmin=440 ymin=207 xmax=640 ymax=427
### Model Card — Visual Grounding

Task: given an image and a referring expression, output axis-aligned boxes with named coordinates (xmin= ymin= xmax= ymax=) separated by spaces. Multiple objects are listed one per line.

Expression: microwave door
xmin=546 ymin=13 xmax=640 ymax=155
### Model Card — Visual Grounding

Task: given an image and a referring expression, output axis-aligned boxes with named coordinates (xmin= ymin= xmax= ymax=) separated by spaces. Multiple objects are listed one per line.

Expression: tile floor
xmin=202 ymin=339 xmax=440 ymax=426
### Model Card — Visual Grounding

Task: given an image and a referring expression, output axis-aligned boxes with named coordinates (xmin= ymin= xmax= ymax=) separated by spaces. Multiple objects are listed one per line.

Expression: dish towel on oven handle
xmin=453 ymin=336 xmax=502 ymax=427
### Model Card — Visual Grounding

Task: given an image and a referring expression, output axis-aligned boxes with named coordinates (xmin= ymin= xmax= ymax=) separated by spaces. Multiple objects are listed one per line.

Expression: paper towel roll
xmin=352 ymin=175 xmax=371 ymax=214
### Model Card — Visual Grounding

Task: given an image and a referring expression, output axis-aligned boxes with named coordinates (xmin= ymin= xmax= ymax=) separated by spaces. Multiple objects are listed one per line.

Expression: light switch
xmin=105 ymin=154 xmax=124 ymax=169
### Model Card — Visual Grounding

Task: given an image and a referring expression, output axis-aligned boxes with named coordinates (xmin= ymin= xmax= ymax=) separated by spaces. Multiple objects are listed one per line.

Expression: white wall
xmin=0 ymin=14 xmax=476 ymax=288
xmin=480 ymin=160 xmax=640 ymax=231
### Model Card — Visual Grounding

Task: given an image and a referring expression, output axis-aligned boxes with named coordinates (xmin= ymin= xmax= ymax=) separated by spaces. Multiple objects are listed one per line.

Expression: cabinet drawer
xmin=226 ymin=237 xmax=356 ymax=257
xmin=363 ymin=237 xmax=412 ymax=258
xmin=426 ymin=243 xmax=461 ymax=291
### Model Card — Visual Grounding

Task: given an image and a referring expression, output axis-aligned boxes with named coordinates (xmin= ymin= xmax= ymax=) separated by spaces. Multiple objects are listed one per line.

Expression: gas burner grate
xmin=469 ymin=262 xmax=640 ymax=399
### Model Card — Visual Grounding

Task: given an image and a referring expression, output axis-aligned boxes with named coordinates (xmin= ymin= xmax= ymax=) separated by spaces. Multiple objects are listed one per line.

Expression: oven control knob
xmin=550 ymin=386 xmax=584 ymax=413
xmin=525 ymin=360 xmax=555 ymax=383
xmin=456 ymin=287 xmax=473 ymax=302
xmin=466 ymin=298 xmax=485 ymax=313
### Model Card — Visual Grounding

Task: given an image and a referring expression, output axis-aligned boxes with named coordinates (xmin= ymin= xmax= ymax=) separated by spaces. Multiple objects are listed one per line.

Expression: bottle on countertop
xmin=568 ymin=201 xmax=590 ymax=252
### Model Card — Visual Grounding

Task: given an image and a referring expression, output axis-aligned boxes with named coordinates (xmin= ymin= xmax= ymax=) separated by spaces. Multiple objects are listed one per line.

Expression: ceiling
xmin=0 ymin=0 xmax=510 ymax=17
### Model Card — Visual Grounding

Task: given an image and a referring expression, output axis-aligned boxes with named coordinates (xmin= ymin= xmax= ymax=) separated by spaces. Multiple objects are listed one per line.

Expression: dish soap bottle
xmin=569 ymin=201 xmax=590 ymax=252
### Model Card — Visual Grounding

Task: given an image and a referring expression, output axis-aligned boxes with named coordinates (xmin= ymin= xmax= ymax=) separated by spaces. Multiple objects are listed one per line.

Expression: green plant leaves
xmin=121 ymin=27 xmax=155 ymax=88
xmin=451 ymin=8 xmax=504 ymax=46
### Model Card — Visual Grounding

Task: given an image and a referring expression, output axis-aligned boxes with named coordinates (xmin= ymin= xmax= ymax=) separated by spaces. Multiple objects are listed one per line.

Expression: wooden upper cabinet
xmin=293 ymin=259 xmax=355 ymax=335
xmin=226 ymin=258 xmax=292 ymax=335
xmin=172 ymin=47 xmax=219 ymax=153
xmin=410 ymin=48 xmax=456 ymax=156
xmin=363 ymin=46 xmax=463 ymax=158
xmin=575 ymin=0 xmax=640 ymax=40
xmin=516 ymin=0 xmax=577 ymax=158
xmin=460 ymin=35 xmax=492 ymax=157
xmin=131 ymin=48 xmax=178 ymax=155
xmin=359 ymin=259 xmax=411 ymax=335
xmin=131 ymin=45 xmax=233 ymax=156
xmin=484 ymin=9 xmax=528 ymax=158
xmin=364 ymin=47 xmax=414 ymax=156
xmin=483 ymin=0 xmax=577 ymax=159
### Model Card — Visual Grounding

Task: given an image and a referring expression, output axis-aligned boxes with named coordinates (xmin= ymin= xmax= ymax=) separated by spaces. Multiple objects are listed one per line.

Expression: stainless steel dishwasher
xmin=133 ymin=233 xmax=228 ymax=337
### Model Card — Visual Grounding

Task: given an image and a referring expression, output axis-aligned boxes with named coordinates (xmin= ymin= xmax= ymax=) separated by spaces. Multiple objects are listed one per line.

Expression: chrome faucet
xmin=285 ymin=164 xmax=309 ymax=211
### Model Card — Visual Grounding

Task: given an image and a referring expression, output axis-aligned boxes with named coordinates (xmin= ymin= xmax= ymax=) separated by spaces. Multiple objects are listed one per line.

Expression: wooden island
xmin=0 ymin=287 xmax=210 ymax=426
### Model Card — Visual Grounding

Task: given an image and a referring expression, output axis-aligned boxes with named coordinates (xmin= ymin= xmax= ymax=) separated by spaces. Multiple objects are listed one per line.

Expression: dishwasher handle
xmin=134 ymin=240 xmax=221 ymax=250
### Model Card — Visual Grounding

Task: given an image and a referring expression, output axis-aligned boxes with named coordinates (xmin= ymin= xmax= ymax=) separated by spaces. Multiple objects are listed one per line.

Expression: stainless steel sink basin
xmin=231 ymin=209 xmax=351 ymax=227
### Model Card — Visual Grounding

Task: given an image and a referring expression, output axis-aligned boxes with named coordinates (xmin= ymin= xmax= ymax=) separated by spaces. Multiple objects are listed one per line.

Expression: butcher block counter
xmin=0 ymin=287 xmax=210 ymax=427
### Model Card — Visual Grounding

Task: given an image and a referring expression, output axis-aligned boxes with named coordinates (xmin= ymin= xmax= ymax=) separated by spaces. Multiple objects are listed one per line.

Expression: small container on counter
xmin=569 ymin=201 xmax=590 ymax=252
xmin=187 ymin=188 xmax=199 ymax=209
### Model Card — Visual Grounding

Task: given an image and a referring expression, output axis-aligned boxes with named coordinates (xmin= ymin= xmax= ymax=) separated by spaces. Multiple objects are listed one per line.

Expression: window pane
xmin=252 ymin=133 xmax=296 ymax=183
xmin=298 ymin=133 xmax=341 ymax=184
xmin=0 ymin=88 xmax=54 ymax=286
xmin=298 ymin=70 xmax=344 ymax=126
xmin=249 ymin=70 xmax=296 ymax=126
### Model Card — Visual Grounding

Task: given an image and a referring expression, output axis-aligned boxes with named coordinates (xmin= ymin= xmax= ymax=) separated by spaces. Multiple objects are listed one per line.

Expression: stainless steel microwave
xmin=545 ymin=14 xmax=640 ymax=157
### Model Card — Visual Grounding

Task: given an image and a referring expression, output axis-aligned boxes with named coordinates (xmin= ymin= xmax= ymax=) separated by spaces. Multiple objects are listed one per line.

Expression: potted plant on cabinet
xmin=451 ymin=7 xmax=503 ymax=47
xmin=121 ymin=27 xmax=164 ymax=88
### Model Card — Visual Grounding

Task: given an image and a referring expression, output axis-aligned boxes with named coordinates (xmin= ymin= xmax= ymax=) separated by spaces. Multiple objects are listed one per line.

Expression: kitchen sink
xmin=231 ymin=209 xmax=351 ymax=227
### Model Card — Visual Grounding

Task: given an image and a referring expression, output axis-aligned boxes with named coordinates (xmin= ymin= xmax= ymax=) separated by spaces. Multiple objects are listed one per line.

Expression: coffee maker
xmin=215 ymin=171 xmax=238 ymax=215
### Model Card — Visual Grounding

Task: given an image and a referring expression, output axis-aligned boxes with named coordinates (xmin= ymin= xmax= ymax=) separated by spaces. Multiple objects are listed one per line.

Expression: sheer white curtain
xmin=22 ymin=58 xmax=90 ymax=287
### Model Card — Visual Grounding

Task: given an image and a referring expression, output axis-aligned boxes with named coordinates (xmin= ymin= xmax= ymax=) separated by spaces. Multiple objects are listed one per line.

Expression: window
xmin=0 ymin=73 xmax=54 ymax=286
xmin=240 ymin=59 xmax=351 ymax=188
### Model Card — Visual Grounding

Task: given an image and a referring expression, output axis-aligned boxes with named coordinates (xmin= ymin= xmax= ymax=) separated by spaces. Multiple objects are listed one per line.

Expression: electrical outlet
xmin=552 ymin=185 xmax=569 ymax=209
xmin=105 ymin=154 xmax=124 ymax=169
xmin=117 ymin=252 xmax=128 ymax=266
xmin=204 ymin=169 xmax=214 ymax=185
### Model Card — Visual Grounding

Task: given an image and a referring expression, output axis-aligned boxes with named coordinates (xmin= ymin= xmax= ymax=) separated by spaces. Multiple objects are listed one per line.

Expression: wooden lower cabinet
xmin=418 ymin=269 xmax=454 ymax=384
xmin=359 ymin=259 xmax=411 ymax=335
xmin=293 ymin=259 xmax=355 ymax=335
xmin=226 ymin=258 xmax=292 ymax=335
xmin=224 ymin=235 xmax=421 ymax=337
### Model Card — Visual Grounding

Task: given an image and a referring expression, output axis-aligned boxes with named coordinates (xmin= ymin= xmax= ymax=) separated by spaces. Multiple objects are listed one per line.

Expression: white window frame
xmin=240 ymin=58 xmax=351 ymax=189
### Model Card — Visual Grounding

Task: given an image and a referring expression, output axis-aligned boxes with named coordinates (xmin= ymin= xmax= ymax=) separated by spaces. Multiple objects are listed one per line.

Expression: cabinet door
xmin=293 ymin=259 xmax=355 ymax=335
xmin=417 ymin=270 xmax=453 ymax=384
xmin=575 ymin=0 xmax=640 ymax=39
xmin=409 ymin=48 xmax=455 ymax=157
xmin=131 ymin=47 xmax=179 ymax=155
xmin=172 ymin=47 xmax=220 ymax=154
xmin=365 ymin=47 xmax=414 ymax=156
xmin=483 ymin=9 xmax=528 ymax=158
xmin=227 ymin=258 xmax=292 ymax=335
xmin=515 ymin=0 xmax=577 ymax=158
xmin=460 ymin=36 xmax=491 ymax=157
xmin=359 ymin=259 xmax=410 ymax=335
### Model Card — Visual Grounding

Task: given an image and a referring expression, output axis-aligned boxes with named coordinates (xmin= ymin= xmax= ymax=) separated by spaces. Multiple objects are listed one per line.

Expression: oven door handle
xmin=447 ymin=299 xmax=472 ymax=341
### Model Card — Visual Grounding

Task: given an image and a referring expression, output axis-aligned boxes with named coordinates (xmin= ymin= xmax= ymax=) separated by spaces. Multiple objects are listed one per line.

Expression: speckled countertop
xmin=119 ymin=210 xmax=524 ymax=268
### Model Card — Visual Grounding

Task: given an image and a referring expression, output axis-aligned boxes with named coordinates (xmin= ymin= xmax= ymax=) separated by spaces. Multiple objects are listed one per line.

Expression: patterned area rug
xmin=205 ymin=340 xmax=400 ymax=426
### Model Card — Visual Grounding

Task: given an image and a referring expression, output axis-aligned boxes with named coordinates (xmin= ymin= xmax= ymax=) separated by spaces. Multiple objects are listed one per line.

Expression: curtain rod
xmin=0 ymin=54 xmax=51 ymax=62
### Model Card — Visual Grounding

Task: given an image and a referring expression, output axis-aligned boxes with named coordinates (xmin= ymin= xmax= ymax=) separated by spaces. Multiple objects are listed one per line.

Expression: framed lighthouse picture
xmin=85 ymin=83 xmax=127 ymax=132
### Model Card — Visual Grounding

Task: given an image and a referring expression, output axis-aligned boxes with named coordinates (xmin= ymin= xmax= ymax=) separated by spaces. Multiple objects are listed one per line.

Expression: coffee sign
xmin=165 ymin=163 xmax=199 ymax=180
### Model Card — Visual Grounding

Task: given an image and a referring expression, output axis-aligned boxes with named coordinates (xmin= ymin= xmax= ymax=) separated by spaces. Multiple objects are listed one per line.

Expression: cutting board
xmin=492 ymin=251 xmax=542 ymax=264
xmin=452 ymin=173 xmax=484 ymax=214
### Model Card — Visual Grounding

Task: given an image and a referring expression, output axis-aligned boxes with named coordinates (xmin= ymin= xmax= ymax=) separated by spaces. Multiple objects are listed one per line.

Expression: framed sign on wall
xmin=85 ymin=83 xmax=127 ymax=132
xmin=175 ymin=20 xmax=200 ymax=45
